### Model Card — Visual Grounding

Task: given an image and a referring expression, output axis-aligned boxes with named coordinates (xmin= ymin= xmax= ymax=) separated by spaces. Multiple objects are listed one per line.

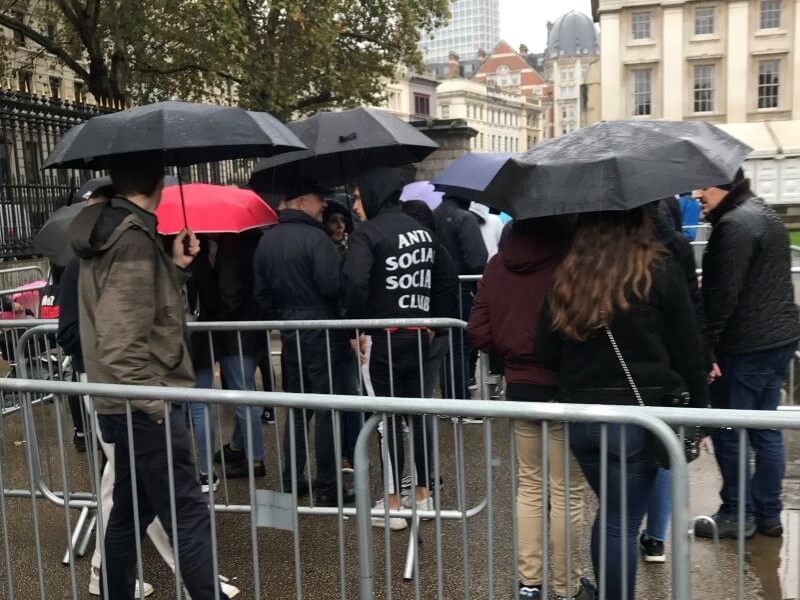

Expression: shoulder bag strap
xmin=604 ymin=327 xmax=646 ymax=408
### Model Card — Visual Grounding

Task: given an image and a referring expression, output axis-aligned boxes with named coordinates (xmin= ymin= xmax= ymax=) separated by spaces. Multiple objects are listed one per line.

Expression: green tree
xmin=0 ymin=0 xmax=449 ymax=116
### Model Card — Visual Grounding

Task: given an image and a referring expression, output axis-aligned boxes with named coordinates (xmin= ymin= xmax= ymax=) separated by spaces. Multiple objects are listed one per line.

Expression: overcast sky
xmin=500 ymin=0 xmax=594 ymax=53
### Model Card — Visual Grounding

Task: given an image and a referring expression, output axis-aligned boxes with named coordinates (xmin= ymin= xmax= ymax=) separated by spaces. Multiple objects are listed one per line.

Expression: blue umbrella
xmin=431 ymin=153 xmax=516 ymax=203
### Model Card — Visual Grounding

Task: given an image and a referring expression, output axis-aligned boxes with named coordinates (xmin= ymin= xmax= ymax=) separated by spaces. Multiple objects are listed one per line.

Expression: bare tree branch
xmin=0 ymin=12 xmax=90 ymax=80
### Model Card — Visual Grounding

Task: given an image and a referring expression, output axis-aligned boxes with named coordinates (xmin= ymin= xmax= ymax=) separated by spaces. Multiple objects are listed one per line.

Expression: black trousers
xmin=98 ymin=409 xmax=227 ymax=600
xmin=369 ymin=332 xmax=432 ymax=493
xmin=280 ymin=330 xmax=354 ymax=495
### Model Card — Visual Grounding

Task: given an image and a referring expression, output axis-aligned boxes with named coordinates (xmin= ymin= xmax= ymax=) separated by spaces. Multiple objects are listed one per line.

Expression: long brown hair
xmin=549 ymin=208 xmax=666 ymax=341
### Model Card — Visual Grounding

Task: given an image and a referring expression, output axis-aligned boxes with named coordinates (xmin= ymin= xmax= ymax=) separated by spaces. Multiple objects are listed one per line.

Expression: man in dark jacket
xmin=694 ymin=169 xmax=800 ymax=540
xmin=253 ymin=178 xmax=353 ymax=507
xmin=433 ymin=194 xmax=488 ymax=400
xmin=343 ymin=166 xmax=458 ymax=527
xmin=69 ymin=156 xmax=230 ymax=600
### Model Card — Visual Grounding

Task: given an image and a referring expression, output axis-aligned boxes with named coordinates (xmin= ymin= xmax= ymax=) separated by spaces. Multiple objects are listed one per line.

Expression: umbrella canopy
xmin=400 ymin=180 xmax=443 ymax=211
xmin=249 ymin=107 xmax=438 ymax=191
xmin=33 ymin=201 xmax=87 ymax=267
xmin=155 ymin=184 xmax=277 ymax=235
xmin=475 ymin=120 xmax=752 ymax=219
xmin=431 ymin=153 xmax=515 ymax=203
xmin=43 ymin=101 xmax=307 ymax=170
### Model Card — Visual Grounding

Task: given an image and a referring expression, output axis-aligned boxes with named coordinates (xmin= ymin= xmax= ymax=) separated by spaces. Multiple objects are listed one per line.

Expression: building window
xmin=17 ymin=70 xmax=33 ymax=93
xmin=631 ymin=11 xmax=652 ymax=40
xmin=632 ymin=68 xmax=652 ymax=116
xmin=441 ymin=104 xmax=450 ymax=119
xmin=413 ymin=93 xmax=431 ymax=117
xmin=758 ymin=59 xmax=780 ymax=108
xmin=74 ymin=81 xmax=86 ymax=103
xmin=760 ymin=1 xmax=781 ymax=29
xmin=49 ymin=76 xmax=61 ymax=99
xmin=12 ymin=11 xmax=25 ymax=45
xmin=694 ymin=6 xmax=715 ymax=35
xmin=693 ymin=65 xmax=714 ymax=112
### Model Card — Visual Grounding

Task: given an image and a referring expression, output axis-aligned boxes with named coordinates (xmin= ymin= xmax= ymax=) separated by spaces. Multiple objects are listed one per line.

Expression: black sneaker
xmin=223 ymin=461 xmax=266 ymax=479
xmin=282 ymin=478 xmax=310 ymax=496
xmin=639 ymin=533 xmax=665 ymax=563
xmin=73 ymin=431 xmax=86 ymax=453
xmin=756 ymin=516 xmax=783 ymax=537
xmin=261 ymin=408 xmax=275 ymax=424
xmin=200 ymin=472 xmax=219 ymax=493
xmin=214 ymin=443 xmax=245 ymax=466
xmin=518 ymin=582 xmax=541 ymax=599
xmin=315 ymin=488 xmax=356 ymax=507
xmin=694 ymin=513 xmax=756 ymax=539
xmin=558 ymin=578 xmax=597 ymax=600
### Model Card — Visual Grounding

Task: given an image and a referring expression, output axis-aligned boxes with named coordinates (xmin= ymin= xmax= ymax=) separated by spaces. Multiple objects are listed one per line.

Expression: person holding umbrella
xmin=68 ymin=155 xmax=231 ymax=600
xmin=253 ymin=177 xmax=355 ymax=507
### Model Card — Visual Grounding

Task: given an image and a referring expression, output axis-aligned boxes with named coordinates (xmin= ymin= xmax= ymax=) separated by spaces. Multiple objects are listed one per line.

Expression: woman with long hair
xmin=535 ymin=208 xmax=708 ymax=600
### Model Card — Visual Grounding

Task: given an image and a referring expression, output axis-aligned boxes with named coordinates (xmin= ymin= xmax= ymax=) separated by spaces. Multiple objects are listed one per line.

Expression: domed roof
xmin=545 ymin=11 xmax=598 ymax=59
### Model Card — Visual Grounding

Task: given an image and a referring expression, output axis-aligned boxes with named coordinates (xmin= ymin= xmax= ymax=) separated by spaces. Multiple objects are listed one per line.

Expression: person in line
xmin=322 ymin=200 xmax=362 ymax=471
xmin=535 ymin=208 xmax=709 ymax=600
xmin=694 ymin=169 xmax=800 ymax=539
xmin=69 ymin=156 xmax=232 ymax=600
xmin=433 ymin=193 xmax=488 ymax=401
xmin=343 ymin=167 xmax=457 ymax=530
xmin=254 ymin=178 xmax=354 ymax=507
xmin=639 ymin=198 xmax=706 ymax=563
xmin=468 ymin=218 xmax=593 ymax=600
xmin=212 ymin=231 xmax=268 ymax=479
xmin=677 ymin=192 xmax=701 ymax=242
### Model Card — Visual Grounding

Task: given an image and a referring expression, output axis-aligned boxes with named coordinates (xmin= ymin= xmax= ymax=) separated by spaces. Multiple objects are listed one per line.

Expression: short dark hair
xmin=109 ymin=154 xmax=164 ymax=197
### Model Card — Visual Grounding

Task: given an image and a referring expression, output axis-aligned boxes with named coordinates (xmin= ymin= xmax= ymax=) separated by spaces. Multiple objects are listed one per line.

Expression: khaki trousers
xmin=515 ymin=420 xmax=585 ymax=595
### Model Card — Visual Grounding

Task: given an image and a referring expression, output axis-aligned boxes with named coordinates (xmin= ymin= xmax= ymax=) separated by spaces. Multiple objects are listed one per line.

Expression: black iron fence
xmin=0 ymin=90 xmax=255 ymax=259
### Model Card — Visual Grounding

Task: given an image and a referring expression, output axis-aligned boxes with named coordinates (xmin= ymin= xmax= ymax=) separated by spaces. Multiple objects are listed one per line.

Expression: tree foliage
xmin=0 ymin=0 xmax=449 ymax=117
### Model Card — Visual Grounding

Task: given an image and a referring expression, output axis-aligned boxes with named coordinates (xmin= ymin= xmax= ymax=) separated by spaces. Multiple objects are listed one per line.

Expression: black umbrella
xmin=249 ymin=107 xmax=438 ymax=192
xmin=475 ymin=120 xmax=752 ymax=219
xmin=431 ymin=152 xmax=515 ymax=202
xmin=33 ymin=201 xmax=88 ymax=267
xmin=43 ymin=101 xmax=307 ymax=170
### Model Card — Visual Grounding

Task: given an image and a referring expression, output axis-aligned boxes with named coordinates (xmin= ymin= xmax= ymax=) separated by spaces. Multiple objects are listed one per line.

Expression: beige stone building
xmin=372 ymin=67 xmax=440 ymax=122
xmin=592 ymin=0 xmax=800 ymax=123
xmin=436 ymin=78 xmax=543 ymax=152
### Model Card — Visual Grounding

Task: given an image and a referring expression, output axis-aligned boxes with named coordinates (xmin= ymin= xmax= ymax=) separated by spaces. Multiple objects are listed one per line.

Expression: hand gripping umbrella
xmin=43 ymin=101 xmax=307 ymax=225
xmin=248 ymin=107 xmax=438 ymax=193
xmin=459 ymin=120 xmax=752 ymax=219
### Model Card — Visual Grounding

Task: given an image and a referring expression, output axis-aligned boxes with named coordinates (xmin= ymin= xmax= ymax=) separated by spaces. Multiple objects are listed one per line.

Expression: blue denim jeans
xmin=710 ymin=343 xmax=795 ymax=521
xmin=571 ymin=423 xmax=657 ymax=600
xmin=220 ymin=354 xmax=264 ymax=462
xmin=645 ymin=468 xmax=671 ymax=541
xmin=190 ymin=366 xmax=216 ymax=473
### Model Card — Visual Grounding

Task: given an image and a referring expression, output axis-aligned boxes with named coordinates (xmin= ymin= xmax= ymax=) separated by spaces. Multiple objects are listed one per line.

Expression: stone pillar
xmin=727 ymin=1 xmax=750 ymax=122
xmin=662 ymin=6 xmax=685 ymax=120
xmin=410 ymin=119 xmax=478 ymax=181
xmin=600 ymin=11 xmax=623 ymax=119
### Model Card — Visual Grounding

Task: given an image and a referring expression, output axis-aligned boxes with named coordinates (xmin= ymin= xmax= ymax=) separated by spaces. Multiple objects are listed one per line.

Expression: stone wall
xmin=410 ymin=119 xmax=478 ymax=181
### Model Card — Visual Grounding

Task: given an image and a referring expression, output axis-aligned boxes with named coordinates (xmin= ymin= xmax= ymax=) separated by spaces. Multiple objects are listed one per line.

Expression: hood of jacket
xmin=358 ymin=166 xmax=410 ymax=220
xmin=69 ymin=197 xmax=158 ymax=259
xmin=708 ymin=179 xmax=756 ymax=225
xmin=502 ymin=221 xmax=566 ymax=274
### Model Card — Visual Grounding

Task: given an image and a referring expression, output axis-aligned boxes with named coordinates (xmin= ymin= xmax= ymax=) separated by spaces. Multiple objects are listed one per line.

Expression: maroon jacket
xmin=467 ymin=222 xmax=565 ymax=398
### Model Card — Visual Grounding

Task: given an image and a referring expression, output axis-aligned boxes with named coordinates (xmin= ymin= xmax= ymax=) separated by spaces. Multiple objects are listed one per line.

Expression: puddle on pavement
xmin=748 ymin=509 xmax=800 ymax=600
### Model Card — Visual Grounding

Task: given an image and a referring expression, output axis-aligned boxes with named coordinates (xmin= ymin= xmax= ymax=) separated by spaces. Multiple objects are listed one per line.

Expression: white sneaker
xmin=370 ymin=498 xmax=408 ymax=531
xmin=403 ymin=495 xmax=434 ymax=519
xmin=185 ymin=576 xmax=241 ymax=599
xmin=89 ymin=567 xmax=154 ymax=597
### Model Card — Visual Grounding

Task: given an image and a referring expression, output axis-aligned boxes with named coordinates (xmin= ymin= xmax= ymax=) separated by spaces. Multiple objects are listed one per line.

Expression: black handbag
xmin=605 ymin=328 xmax=702 ymax=469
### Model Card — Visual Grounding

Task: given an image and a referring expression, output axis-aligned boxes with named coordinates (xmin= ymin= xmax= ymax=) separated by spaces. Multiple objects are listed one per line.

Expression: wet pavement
xmin=1 ymin=401 xmax=799 ymax=599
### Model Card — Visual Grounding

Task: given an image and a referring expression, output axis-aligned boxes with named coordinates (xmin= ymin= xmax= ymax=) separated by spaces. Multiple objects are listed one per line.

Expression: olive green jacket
xmin=69 ymin=197 xmax=194 ymax=420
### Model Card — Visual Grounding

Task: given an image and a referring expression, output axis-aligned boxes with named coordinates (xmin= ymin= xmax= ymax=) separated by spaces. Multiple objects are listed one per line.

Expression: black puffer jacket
xmin=253 ymin=209 xmax=342 ymax=321
xmin=433 ymin=197 xmax=488 ymax=275
xmin=703 ymin=180 xmax=800 ymax=357
xmin=343 ymin=167 xmax=458 ymax=322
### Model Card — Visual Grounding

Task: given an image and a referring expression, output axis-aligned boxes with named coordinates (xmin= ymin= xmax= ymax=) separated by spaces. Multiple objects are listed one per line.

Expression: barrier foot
xmin=62 ymin=506 xmax=89 ymax=565
xmin=403 ymin=516 xmax=421 ymax=581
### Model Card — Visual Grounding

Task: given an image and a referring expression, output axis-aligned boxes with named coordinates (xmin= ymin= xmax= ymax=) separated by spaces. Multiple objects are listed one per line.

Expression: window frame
xmin=631 ymin=11 xmax=652 ymax=40
xmin=694 ymin=6 xmax=715 ymax=35
xmin=757 ymin=58 xmax=780 ymax=109
xmin=693 ymin=64 xmax=715 ymax=113
xmin=760 ymin=0 xmax=781 ymax=30
xmin=631 ymin=68 xmax=652 ymax=116
xmin=413 ymin=93 xmax=431 ymax=117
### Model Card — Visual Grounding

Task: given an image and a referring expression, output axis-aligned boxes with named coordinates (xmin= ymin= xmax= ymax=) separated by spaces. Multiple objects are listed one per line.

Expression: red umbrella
xmin=156 ymin=183 xmax=277 ymax=235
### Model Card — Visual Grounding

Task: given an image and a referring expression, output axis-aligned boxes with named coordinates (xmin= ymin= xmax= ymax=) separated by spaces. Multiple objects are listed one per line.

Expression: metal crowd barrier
xmin=0 ymin=375 xmax=699 ymax=600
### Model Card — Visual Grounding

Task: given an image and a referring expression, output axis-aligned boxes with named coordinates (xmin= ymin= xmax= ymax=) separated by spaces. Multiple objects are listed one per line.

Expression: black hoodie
xmin=343 ymin=167 xmax=456 ymax=322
